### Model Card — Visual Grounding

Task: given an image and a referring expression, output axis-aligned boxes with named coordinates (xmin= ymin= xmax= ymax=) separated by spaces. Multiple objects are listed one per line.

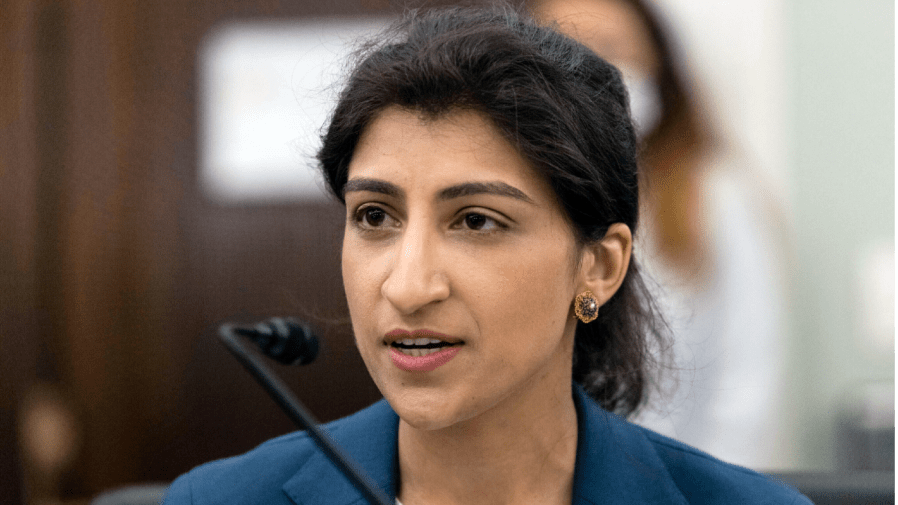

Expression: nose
xmin=381 ymin=222 xmax=450 ymax=315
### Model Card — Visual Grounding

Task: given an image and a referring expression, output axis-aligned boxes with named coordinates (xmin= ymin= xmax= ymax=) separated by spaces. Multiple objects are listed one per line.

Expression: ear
xmin=577 ymin=223 xmax=633 ymax=307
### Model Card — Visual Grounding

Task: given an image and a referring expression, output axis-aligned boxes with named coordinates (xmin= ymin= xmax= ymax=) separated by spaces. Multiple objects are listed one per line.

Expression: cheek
xmin=341 ymin=240 xmax=358 ymax=309
xmin=341 ymin=237 xmax=378 ymax=332
xmin=471 ymin=237 xmax=576 ymax=352
xmin=341 ymin=252 xmax=384 ymax=390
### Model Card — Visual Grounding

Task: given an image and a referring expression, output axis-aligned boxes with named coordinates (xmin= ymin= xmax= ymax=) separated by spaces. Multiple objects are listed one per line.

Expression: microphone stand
xmin=218 ymin=324 xmax=393 ymax=505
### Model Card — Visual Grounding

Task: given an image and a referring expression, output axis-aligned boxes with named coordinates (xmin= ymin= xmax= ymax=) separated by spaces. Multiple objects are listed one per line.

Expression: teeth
xmin=395 ymin=337 xmax=446 ymax=347
xmin=398 ymin=347 xmax=444 ymax=357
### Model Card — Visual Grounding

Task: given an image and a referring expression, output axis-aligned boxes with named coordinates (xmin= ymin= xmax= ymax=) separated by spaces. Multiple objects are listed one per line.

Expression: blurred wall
xmin=1 ymin=0 xmax=393 ymax=502
xmin=650 ymin=0 xmax=894 ymax=471
xmin=1 ymin=2 xmax=40 ymax=503
xmin=784 ymin=0 xmax=894 ymax=469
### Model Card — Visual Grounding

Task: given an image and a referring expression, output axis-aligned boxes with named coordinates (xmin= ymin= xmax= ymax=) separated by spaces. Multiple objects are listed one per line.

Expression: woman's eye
xmin=465 ymin=213 xmax=488 ymax=230
xmin=364 ymin=208 xmax=386 ymax=226
xmin=353 ymin=206 xmax=392 ymax=228
xmin=459 ymin=212 xmax=504 ymax=232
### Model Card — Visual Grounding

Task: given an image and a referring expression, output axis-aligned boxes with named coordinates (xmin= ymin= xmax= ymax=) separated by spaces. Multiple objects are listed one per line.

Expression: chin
xmin=384 ymin=385 xmax=479 ymax=432
xmin=395 ymin=409 xmax=455 ymax=432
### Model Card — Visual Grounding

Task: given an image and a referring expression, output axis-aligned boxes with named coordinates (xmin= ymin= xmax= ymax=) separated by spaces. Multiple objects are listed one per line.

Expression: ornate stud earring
xmin=574 ymin=290 xmax=599 ymax=324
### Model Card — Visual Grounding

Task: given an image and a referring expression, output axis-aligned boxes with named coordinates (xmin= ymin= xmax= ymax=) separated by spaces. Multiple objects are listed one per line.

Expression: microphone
xmin=229 ymin=317 xmax=319 ymax=365
xmin=218 ymin=319 xmax=392 ymax=505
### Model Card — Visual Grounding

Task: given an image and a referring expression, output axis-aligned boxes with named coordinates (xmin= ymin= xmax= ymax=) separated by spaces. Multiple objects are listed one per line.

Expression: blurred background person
xmin=530 ymin=0 xmax=795 ymax=470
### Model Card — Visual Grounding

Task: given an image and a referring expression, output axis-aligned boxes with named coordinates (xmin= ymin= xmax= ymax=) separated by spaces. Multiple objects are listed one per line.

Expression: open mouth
xmin=390 ymin=338 xmax=461 ymax=357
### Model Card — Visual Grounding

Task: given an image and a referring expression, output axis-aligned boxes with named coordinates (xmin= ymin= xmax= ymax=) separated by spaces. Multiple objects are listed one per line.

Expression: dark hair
xmin=317 ymin=5 xmax=666 ymax=416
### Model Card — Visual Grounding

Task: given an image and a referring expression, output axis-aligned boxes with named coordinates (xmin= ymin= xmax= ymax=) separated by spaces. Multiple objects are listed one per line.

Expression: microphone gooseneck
xmin=218 ymin=319 xmax=392 ymax=505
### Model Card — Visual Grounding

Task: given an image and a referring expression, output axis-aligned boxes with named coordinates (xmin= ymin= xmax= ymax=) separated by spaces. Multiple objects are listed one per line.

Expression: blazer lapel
xmin=571 ymin=385 xmax=688 ymax=505
xmin=282 ymin=400 xmax=399 ymax=505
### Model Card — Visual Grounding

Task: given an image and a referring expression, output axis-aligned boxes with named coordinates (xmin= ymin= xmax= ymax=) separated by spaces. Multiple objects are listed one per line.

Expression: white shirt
xmin=632 ymin=148 xmax=795 ymax=470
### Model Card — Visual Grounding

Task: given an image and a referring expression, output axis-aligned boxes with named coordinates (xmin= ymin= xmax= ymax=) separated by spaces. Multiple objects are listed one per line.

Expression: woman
xmin=164 ymin=6 xmax=807 ymax=504
xmin=529 ymin=0 xmax=794 ymax=469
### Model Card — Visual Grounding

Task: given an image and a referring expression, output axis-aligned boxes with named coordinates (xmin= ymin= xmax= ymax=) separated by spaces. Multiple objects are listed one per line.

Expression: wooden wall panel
xmin=0 ymin=0 xmax=39 ymax=503
xmin=59 ymin=0 xmax=149 ymax=491
xmin=143 ymin=0 xmax=391 ymax=479
xmin=7 ymin=0 xmax=441 ymax=501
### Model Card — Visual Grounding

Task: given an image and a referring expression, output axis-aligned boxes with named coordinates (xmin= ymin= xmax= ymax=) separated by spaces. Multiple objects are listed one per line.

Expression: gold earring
xmin=574 ymin=290 xmax=599 ymax=323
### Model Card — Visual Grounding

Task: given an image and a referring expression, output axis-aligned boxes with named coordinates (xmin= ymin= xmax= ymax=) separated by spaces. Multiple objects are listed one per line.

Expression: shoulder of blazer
xmin=640 ymin=427 xmax=812 ymax=504
xmin=162 ymin=399 xmax=398 ymax=505
xmin=571 ymin=384 xmax=810 ymax=505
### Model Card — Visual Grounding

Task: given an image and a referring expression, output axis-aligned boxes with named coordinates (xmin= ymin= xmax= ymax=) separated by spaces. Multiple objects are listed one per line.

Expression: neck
xmin=396 ymin=376 xmax=578 ymax=505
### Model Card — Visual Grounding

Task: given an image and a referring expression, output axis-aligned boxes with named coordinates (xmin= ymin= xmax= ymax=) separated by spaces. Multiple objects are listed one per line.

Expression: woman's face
xmin=342 ymin=107 xmax=584 ymax=431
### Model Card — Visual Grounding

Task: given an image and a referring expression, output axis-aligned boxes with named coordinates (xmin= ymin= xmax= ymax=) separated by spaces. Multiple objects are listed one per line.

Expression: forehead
xmin=347 ymin=107 xmax=556 ymax=204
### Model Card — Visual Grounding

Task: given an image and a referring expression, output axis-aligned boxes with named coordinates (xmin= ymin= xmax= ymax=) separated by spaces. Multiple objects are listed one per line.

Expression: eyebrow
xmin=343 ymin=177 xmax=536 ymax=205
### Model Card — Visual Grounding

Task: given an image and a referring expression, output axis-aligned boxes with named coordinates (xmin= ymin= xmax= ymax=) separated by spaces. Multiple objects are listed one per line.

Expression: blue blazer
xmin=164 ymin=385 xmax=811 ymax=504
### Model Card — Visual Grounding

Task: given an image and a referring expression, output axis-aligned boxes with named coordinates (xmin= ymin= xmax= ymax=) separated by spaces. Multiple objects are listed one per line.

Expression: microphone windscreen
xmin=236 ymin=317 xmax=319 ymax=365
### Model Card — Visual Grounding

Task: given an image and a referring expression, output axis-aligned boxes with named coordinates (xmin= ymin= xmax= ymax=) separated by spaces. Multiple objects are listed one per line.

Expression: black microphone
xmin=229 ymin=317 xmax=319 ymax=365
xmin=218 ymin=319 xmax=392 ymax=505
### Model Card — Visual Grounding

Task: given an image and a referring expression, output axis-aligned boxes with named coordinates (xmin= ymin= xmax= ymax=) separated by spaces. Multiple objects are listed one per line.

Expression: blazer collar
xmin=283 ymin=385 xmax=686 ymax=505
xmin=282 ymin=400 xmax=399 ymax=505
xmin=571 ymin=384 xmax=687 ymax=504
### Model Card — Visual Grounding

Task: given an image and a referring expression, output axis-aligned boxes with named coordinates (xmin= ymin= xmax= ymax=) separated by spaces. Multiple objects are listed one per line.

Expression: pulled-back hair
xmin=317 ymin=5 xmax=667 ymax=416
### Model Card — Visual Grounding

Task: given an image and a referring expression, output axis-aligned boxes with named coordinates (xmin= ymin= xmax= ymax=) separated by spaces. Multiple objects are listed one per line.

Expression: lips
xmin=384 ymin=329 xmax=463 ymax=372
